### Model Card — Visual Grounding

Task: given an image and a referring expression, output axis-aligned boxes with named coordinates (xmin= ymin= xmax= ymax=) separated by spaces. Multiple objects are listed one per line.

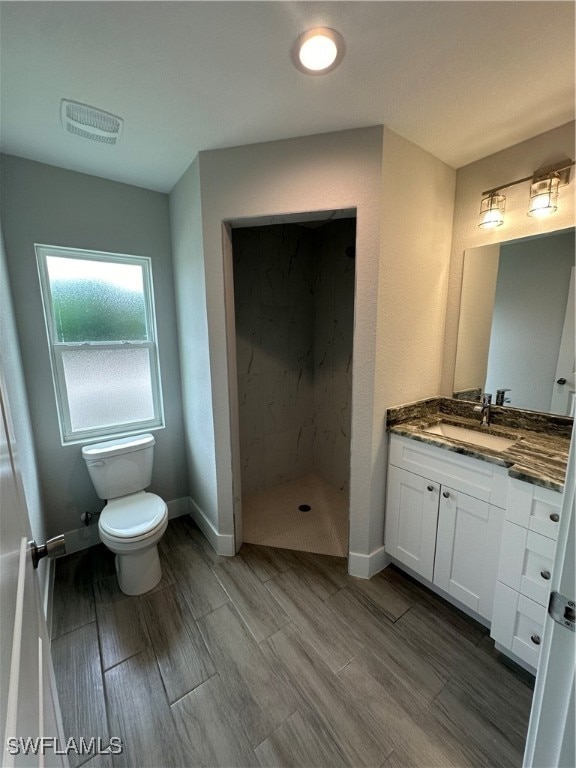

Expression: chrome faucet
xmin=496 ymin=388 xmax=511 ymax=406
xmin=474 ymin=393 xmax=492 ymax=426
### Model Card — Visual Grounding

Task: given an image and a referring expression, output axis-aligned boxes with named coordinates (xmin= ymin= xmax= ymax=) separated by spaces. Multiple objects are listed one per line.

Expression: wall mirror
xmin=453 ymin=227 xmax=575 ymax=417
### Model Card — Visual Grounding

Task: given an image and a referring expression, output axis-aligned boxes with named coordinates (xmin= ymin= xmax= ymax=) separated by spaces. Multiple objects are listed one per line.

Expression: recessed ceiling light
xmin=292 ymin=27 xmax=345 ymax=75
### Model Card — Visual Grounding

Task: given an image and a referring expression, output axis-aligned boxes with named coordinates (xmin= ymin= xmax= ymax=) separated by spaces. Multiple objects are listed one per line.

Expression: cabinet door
xmin=433 ymin=486 xmax=504 ymax=619
xmin=385 ymin=466 xmax=439 ymax=581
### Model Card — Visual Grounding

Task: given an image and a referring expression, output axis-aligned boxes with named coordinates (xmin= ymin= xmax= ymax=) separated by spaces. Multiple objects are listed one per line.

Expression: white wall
xmin=169 ymin=157 xmax=219 ymax=528
xmin=442 ymin=121 xmax=576 ymax=393
xmin=172 ymin=125 xmax=455 ymax=570
xmin=0 ymin=155 xmax=188 ymax=542
xmin=485 ymin=231 xmax=574 ymax=411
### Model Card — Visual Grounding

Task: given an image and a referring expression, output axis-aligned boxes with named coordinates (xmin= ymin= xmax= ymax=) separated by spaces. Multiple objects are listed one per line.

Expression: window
xmin=36 ymin=245 xmax=164 ymax=444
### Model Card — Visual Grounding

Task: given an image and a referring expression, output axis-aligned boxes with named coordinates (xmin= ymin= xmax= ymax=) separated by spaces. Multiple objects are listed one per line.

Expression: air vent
xmin=60 ymin=99 xmax=123 ymax=145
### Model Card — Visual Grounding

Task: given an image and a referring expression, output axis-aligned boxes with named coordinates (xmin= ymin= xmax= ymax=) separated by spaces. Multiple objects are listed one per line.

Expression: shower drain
xmin=298 ymin=504 xmax=312 ymax=512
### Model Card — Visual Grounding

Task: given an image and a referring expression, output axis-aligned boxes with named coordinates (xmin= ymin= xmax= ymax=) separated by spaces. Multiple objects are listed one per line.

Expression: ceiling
xmin=1 ymin=1 xmax=574 ymax=193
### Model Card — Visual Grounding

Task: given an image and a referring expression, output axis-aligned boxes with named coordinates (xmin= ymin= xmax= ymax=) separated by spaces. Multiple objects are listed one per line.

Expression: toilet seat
xmin=99 ymin=492 xmax=167 ymax=542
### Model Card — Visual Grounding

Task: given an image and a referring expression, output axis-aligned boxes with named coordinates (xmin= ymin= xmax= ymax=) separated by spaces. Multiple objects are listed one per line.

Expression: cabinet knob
xmin=442 ymin=491 xmax=450 ymax=498
xmin=531 ymin=634 xmax=541 ymax=645
xmin=427 ymin=485 xmax=434 ymax=492
xmin=540 ymin=570 xmax=551 ymax=580
xmin=550 ymin=513 xmax=560 ymax=523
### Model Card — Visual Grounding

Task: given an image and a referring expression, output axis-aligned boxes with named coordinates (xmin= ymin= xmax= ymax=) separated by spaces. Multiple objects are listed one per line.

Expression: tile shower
xmin=233 ymin=218 xmax=355 ymax=556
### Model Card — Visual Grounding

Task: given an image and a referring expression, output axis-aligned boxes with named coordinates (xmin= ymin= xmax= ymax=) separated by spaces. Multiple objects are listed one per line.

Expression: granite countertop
xmin=387 ymin=398 xmax=571 ymax=493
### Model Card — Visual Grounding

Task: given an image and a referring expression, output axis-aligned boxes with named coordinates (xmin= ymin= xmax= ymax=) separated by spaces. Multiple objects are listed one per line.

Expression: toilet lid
xmin=100 ymin=492 xmax=167 ymax=539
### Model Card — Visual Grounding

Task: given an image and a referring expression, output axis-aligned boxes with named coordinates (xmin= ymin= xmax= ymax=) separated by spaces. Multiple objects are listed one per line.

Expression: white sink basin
xmin=423 ymin=422 xmax=517 ymax=452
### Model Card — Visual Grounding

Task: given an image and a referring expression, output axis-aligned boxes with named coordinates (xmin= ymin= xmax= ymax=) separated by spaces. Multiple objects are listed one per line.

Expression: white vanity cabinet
xmin=490 ymin=478 xmax=562 ymax=670
xmin=385 ymin=435 xmax=508 ymax=621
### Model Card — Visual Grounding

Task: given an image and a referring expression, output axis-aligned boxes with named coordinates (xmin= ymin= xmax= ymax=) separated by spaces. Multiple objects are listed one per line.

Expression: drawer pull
xmin=442 ymin=491 xmax=450 ymax=499
xmin=550 ymin=513 xmax=560 ymax=523
xmin=531 ymin=634 xmax=541 ymax=645
xmin=541 ymin=570 xmax=551 ymax=580
xmin=427 ymin=485 xmax=434 ymax=492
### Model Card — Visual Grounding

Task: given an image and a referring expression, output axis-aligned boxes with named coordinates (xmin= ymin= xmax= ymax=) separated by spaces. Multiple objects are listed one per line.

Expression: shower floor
xmin=242 ymin=473 xmax=349 ymax=557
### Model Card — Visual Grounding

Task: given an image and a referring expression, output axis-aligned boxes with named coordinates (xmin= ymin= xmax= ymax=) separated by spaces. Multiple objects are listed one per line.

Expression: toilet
xmin=82 ymin=434 xmax=168 ymax=595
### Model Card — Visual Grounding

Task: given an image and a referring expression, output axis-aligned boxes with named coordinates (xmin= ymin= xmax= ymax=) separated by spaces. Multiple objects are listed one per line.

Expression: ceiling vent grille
xmin=60 ymin=100 xmax=123 ymax=144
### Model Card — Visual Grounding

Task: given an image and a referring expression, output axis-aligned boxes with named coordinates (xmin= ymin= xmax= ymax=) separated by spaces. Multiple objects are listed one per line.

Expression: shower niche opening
xmin=231 ymin=215 xmax=356 ymax=557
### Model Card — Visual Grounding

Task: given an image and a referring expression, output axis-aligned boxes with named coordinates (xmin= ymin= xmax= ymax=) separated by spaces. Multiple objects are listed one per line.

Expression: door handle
xmin=29 ymin=535 xmax=66 ymax=569
xmin=556 ymin=378 xmax=567 ymax=385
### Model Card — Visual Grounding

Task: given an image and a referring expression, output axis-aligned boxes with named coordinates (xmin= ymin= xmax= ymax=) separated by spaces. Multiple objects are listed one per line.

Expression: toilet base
xmin=115 ymin=545 xmax=162 ymax=596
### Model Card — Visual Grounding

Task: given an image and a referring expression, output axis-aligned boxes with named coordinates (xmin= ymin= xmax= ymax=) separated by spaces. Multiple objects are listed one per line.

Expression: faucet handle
xmin=483 ymin=393 xmax=492 ymax=404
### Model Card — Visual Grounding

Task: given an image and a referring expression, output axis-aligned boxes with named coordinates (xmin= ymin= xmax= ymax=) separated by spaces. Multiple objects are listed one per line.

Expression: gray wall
xmin=485 ymin=230 xmax=575 ymax=412
xmin=0 ymin=154 xmax=188 ymax=539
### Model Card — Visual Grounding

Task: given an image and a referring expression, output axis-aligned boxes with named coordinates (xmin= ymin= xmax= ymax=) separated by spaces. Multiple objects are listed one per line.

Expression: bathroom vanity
xmin=384 ymin=397 xmax=570 ymax=673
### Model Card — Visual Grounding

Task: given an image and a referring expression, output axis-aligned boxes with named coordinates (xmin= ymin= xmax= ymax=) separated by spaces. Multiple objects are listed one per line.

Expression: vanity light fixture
xmin=477 ymin=159 xmax=574 ymax=228
xmin=292 ymin=27 xmax=345 ymax=74
xmin=527 ymin=175 xmax=560 ymax=218
xmin=478 ymin=193 xmax=506 ymax=229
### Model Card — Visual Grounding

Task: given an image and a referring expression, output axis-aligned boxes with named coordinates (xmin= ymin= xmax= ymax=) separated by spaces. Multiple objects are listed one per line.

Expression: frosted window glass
xmin=62 ymin=348 xmax=155 ymax=430
xmin=46 ymin=256 xmax=147 ymax=342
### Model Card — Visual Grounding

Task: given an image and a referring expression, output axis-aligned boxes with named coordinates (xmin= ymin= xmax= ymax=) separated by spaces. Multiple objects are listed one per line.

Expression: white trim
xmin=44 ymin=558 xmax=55 ymax=640
xmin=188 ymin=498 xmax=235 ymax=556
xmin=348 ymin=545 xmax=390 ymax=579
xmin=167 ymin=497 xmax=190 ymax=519
xmin=63 ymin=523 xmax=101 ymax=555
xmin=61 ymin=496 xmax=191 ymax=554
xmin=34 ymin=243 xmax=164 ymax=444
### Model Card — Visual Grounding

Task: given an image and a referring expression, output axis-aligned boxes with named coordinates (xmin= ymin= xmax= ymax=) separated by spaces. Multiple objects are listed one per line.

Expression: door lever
xmin=29 ymin=535 xmax=66 ymax=569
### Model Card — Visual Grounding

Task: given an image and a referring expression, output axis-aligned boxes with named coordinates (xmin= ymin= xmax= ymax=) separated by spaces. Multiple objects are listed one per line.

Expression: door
xmin=551 ymin=266 xmax=575 ymax=416
xmin=385 ymin=466 xmax=439 ymax=580
xmin=433 ymin=487 xmax=504 ymax=619
xmin=523 ymin=429 xmax=575 ymax=768
xmin=0 ymin=365 xmax=67 ymax=766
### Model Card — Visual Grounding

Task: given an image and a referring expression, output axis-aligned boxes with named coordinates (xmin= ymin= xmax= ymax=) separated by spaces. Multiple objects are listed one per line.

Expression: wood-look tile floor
xmin=51 ymin=516 xmax=534 ymax=768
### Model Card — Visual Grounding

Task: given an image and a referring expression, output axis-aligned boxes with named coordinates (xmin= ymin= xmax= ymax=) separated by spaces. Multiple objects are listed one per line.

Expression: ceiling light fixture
xmin=478 ymin=160 xmax=574 ymax=229
xmin=292 ymin=27 xmax=345 ymax=74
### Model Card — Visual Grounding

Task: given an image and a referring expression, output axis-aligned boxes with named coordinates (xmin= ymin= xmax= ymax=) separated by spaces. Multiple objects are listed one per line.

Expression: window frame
xmin=35 ymin=244 xmax=165 ymax=445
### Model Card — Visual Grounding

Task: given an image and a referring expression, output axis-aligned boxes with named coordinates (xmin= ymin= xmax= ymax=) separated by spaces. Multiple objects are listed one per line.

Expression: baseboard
xmin=63 ymin=496 xmax=191 ymax=554
xmin=167 ymin=497 xmax=190 ymax=519
xmin=64 ymin=523 xmax=101 ymax=554
xmin=188 ymin=497 xmax=235 ymax=556
xmin=348 ymin=545 xmax=390 ymax=579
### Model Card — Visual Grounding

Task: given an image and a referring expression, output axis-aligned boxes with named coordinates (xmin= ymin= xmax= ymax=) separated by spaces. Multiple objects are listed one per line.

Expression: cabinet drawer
xmin=389 ymin=435 xmax=508 ymax=508
xmin=491 ymin=582 xmax=546 ymax=670
xmin=506 ymin=478 xmax=562 ymax=540
xmin=498 ymin=522 xmax=555 ymax=607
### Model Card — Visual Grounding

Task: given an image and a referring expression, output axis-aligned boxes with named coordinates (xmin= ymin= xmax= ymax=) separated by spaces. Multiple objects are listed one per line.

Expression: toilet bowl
xmin=82 ymin=434 xmax=168 ymax=596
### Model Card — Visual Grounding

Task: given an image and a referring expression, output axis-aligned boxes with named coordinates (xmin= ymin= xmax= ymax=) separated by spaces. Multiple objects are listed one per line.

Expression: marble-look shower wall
xmin=233 ymin=220 xmax=355 ymax=495
xmin=312 ymin=219 xmax=355 ymax=492
xmin=233 ymin=225 xmax=316 ymax=493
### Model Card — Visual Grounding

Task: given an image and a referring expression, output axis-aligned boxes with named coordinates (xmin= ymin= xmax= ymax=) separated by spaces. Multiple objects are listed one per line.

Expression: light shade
xmin=478 ymin=194 xmax=506 ymax=229
xmin=528 ymin=176 xmax=559 ymax=218
xmin=292 ymin=28 xmax=345 ymax=74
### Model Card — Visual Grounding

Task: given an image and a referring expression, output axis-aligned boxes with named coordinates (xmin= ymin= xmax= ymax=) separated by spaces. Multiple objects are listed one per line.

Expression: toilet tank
xmin=81 ymin=434 xmax=155 ymax=500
